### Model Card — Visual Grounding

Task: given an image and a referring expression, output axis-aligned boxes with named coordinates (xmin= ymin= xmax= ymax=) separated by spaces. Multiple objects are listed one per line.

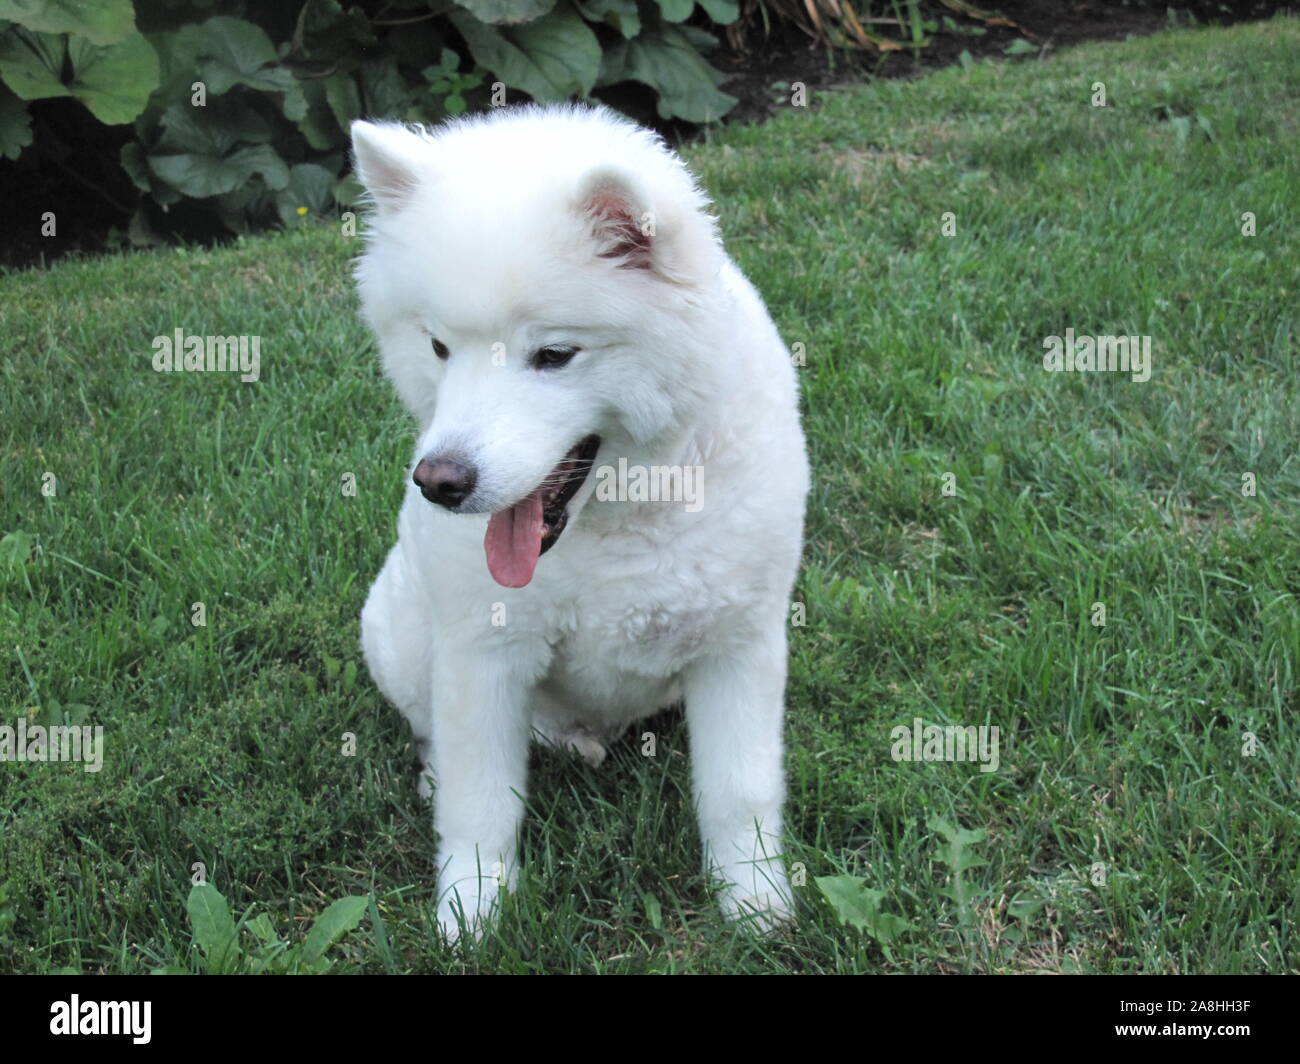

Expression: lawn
xmin=1 ymin=17 xmax=1297 ymax=974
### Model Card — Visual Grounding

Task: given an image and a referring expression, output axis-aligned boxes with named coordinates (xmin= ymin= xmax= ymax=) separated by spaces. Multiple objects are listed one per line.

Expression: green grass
xmin=2 ymin=17 xmax=1298 ymax=974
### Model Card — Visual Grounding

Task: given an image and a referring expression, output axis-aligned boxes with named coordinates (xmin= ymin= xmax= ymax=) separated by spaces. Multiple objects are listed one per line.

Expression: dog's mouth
xmin=483 ymin=434 xmax=601 ymax=588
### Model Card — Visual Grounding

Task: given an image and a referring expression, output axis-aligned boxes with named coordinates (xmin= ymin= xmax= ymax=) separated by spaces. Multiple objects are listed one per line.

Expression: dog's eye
xmin=431 ymin=338 xmax=450 ymax=360
xmin=531 ymin=344 xmax=579 ymax=370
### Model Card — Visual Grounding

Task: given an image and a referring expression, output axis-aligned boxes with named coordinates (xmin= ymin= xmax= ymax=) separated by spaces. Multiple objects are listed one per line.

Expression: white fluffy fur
xmin=352 ymin=104 xmax=810 ymax=940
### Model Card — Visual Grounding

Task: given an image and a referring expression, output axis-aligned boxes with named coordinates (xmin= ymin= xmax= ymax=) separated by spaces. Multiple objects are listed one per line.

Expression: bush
xmin=0 ymin=0 xmax=741 ymax=241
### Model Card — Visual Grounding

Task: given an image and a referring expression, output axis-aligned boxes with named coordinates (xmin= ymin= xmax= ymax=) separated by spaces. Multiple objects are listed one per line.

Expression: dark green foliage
xmin=0 ymin=0 xmax=739 ymax=239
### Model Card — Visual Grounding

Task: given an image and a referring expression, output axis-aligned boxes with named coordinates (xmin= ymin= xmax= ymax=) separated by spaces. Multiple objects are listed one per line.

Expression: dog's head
xmin=351 ymin=106 xmax=725 ymax=587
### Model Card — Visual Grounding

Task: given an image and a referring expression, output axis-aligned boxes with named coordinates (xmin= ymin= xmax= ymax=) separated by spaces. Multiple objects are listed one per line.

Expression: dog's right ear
xmin=351 ymin=121 xmax=426 ymax=211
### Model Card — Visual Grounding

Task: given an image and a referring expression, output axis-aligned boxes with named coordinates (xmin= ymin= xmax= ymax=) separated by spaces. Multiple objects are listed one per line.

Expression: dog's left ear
xmin=576 ymin=167 xmax=655 ymax=270
xmin=575 ymin=166 xmax=721 ymax=284
xmin=351 ymin=120 xmax=428 ymax=212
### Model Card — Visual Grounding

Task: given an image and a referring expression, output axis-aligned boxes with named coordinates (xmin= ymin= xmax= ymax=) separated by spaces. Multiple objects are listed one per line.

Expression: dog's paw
xmin=536 ymin=721 xmax=608 ymax=766
xmin=716 ymin=862 xmax=793 ymax=933
xmin=436 ymin=886 xmax=501 ymax=944
xmin=436 ymin=896 xmax=495 ymax=944
xmin=563 ymin=731 xmax=608 ymax=766
xmin=720 ymin=886 xmax=793 ymax=933
xmin=435 ymin=853 xmax=514 ymax=943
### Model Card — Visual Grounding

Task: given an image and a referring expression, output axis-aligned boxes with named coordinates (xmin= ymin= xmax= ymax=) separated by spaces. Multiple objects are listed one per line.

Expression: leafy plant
xmin=929 ymin=816 xmax=988 ymax=920
xmin=0 ymin=529 xmax=35 ymax=569
xmin=0 ymin=0 xmax=748 ymax=243
xmin=422 ymin=47 xmax=485 ymax=117
xmin=815 ymin=874 xmax=912 ymax=959
xmin=159 ymin=883 xmax=371 ymax=974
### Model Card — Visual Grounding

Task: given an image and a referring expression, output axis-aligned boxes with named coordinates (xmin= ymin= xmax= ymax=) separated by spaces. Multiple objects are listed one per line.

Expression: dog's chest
xmin=537 ymin=585 xmax=717 ymax=720
xmin=563 ymin=590 xmax=710 ymax=672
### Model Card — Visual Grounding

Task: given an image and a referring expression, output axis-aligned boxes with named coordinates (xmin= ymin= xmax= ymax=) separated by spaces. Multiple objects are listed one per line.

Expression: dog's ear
xmin=351 ymin=121 xmax=427 ymax=211
xmin=575 ymin=167 xmax=655 ymax=270
xmin=575 ymin=165 xmax=721 ymax=284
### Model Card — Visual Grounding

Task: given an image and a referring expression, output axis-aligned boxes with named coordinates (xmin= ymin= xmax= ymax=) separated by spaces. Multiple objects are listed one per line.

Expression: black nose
xmin=412 ymin=457 xmax=477 ymax=509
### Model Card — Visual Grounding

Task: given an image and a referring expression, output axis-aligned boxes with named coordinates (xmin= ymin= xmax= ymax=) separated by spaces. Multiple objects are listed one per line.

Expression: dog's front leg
xmin=683 ymin=621 xmax=793 ymax=930
xmin=431 ymin=644 xmax=533 ymax=941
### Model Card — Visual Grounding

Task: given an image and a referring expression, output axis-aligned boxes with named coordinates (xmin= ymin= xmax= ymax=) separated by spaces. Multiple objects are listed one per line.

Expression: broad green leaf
xmin=0 ymin=28 xmax=160 ymax=124
xmin=456 ymin=0 xmax=557 ymax=24
xmin=815 ymin=875 xmax=913 ymax=945
xmin=815 ymin=875 xmax=881 ymax=927
xmin=179 ymin=16 xmax=274 ymax=80
xmin=211 ymin=142 xmax=288 ymax=190
xmin=280 ymin=81 xmax=307 ymax=122
xmin=360 ymin=56 xmax=411 ymax=118
xmin=0 ymin=28 xmax=70 ymax=100
xmin=655 ymin=0 xmax=694 ymax=22
xmin=156 ymin=99 xmax=271 ymax=154
xmin=246 ymin=912 xmax=279 ymax=945
xmin=186 ymin=884 xmax=236 ymax=961
xmin=295 ymin=79 xmax=334 ymax=150
xmin=0 ymin=28 xmax=159 ymax=124
xmin=176 ymin=16 xmax=294 ymax=96
xmin=300 ymin=896 xmax=369 ymax=965
xmin=213 ymin=177 xmax=274 ymax=234
xmin=452 ymin=6 xmax=600 ymax=102
xmin=0 ymin=88 xmax=34 ymax=158
xmin=333 ymin=172 xmax=363 ymax=207
xmin=275 ymin=162 xmax=336 ymax=225
xmin=150 ymin=142 xmax=288 ymax=198
xmin=676 ymin=23 xmax=722 ymax=49
xmin=144 ymin=27 xmax=203 ymax=104
xmin=65 ymin=31 xmax=159 ymax=124
xmin=696 ymin=0 xmax=738 ymax=22
xmin=927 ymin=816 xmax=986 ymax=848
xmin=598 ymin=24 xmax=735 ymax=122
xmin=574 ymin=0 xmax=640 ymax=38
xmin=119 ymin=141 xmax=152 ymax=191
xmin=0 ymin=529 xmax=34 ymax=567
xmin=0 ymin=0 xmax=135 ymax=46
xmin=324 ymin=72 xmax=360 ymax=131
xmin=124 ymin=138 xmax=181 ymax=204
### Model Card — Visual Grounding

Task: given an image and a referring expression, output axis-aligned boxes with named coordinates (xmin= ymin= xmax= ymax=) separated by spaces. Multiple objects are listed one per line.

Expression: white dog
xmin=352 ymin=105 xmax=809 ymax=939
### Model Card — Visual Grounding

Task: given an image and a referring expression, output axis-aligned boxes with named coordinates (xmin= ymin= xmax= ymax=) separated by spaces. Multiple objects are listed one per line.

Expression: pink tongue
xmin=484 ymin=491 xmax=545 ymax=588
